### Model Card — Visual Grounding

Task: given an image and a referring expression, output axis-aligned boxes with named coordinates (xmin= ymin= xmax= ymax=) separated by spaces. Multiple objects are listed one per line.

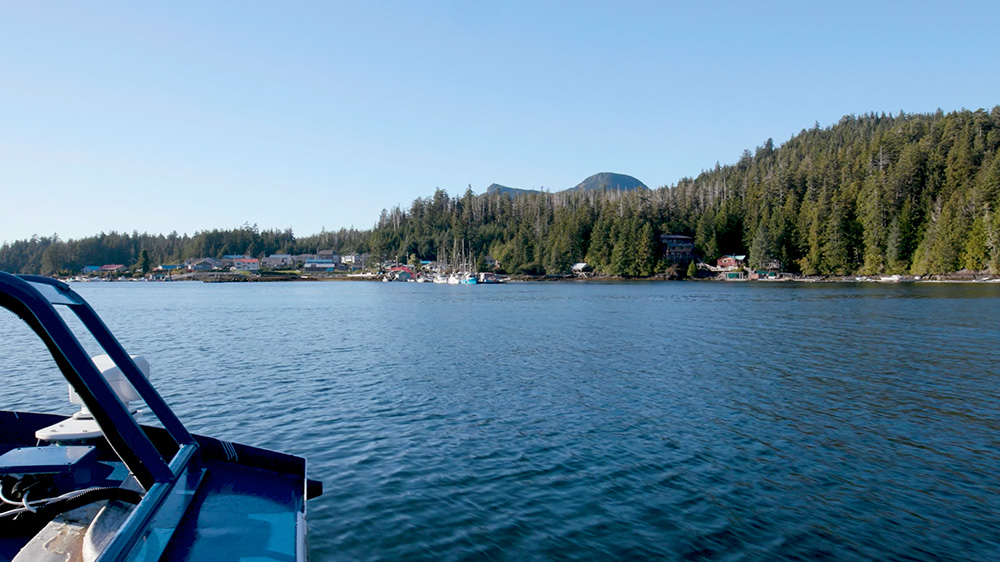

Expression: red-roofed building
xmin=231 ymin=258 xmax=260 ymax=272
xmin=716 ymin=255 xmax=746 ymax=270
xmin=99 ymin=264 xmax=127 ymax=274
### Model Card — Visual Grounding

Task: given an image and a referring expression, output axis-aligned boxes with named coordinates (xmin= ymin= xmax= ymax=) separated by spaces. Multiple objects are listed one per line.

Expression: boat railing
xmin=0 ymin=272 xmax=204 ymax=561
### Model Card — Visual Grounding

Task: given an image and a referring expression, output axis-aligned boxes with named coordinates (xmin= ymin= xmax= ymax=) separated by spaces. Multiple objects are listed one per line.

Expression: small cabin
xmin=716 ymin=255 xmax=746 ymax=269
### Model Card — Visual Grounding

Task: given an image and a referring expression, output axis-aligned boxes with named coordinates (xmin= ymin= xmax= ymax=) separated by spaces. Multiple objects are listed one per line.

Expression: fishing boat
xmin=0 ymin=272 xmax=322 ymax=562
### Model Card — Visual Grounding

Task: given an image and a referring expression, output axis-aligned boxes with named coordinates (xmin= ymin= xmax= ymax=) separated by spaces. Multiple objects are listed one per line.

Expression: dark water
xmin=2 ymin=281 xmax=999 ymax=561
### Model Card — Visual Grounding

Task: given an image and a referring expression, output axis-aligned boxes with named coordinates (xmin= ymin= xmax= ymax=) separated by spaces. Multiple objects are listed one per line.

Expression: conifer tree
xmin=748 ymin=223 xmax=774 ymax=271
xmin=135 ymin=249 xmax=151 ymax=275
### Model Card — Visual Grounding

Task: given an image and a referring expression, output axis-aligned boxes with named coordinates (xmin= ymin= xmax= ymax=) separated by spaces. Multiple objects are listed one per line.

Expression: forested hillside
xmin=3 ymin=108 xmax=999 ymax=277
xmin=368 ymin=108 xmax=1000 ymax=276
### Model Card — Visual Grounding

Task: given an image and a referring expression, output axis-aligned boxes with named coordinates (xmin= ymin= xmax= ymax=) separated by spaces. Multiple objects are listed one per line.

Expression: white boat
xmin=477 ymin=272 xmax=501 ymax=284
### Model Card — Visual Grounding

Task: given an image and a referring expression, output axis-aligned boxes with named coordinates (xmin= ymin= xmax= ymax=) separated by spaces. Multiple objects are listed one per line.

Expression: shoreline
xmin=61 ymin=271 xmax=1000 ymax=285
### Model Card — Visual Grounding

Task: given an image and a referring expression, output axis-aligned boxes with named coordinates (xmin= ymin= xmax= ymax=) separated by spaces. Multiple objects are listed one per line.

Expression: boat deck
xmin=0 ymin=412 xmax=312 ymax=562
xmin=160 ymin=460 xmax=303 ymax=561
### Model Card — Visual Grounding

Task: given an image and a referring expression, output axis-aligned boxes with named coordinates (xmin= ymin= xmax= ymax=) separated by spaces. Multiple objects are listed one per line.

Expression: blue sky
xmin=3 ymin=1 xmax=999 ymax=244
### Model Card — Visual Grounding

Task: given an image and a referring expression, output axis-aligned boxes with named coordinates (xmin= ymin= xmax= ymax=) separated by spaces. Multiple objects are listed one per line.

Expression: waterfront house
xmin=262 ymin=254 xmax=294 ymax=269
xmin=155 ymin=264 xmax=184 ymax=271
xmin=221 ymin=255 xmax=246 ymax=269
xmin=81 ymin=265 xmax=101 ymax=275
xmin=303 ymin=259 xmax=337 ymax=272
xmin=99 ymin=264 xmax=127 ymax=275
xmin=186 ymin=258 xmax=221 ymax=271
xmin=483 ymin=255 xmax=499 ymax=269
xmin=716 ymin=255 xmax=746 ymax=269
xmin=316 ymin=250 xmax=341 ymax=264
xmin=231 ymin=258 xmax=260 ymax=272
xmin=387 ymin=266 xmax=414 ymax=282
xmin=660 ymin=234 xmax=696 ymax=264
xmin=341 ymin=253 xmax=368 ymax=270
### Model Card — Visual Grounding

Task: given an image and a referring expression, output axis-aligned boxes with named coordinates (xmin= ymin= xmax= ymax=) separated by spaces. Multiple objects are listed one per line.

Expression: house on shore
xmin=316 ymin=250 xmax=341 ymax=264
xmin=186 ymin=257 xmax=222 ymax=271
xmin=303 ymin=259 xmax=337 ymax=272
xmin=660 ymin=234 xmax=696 ymax=264
xmin=716 ymin=255 xmax=746 ymax=270
xmin=99 ymin=264 xmax=127 ymax=275
xmin=341 ymin=253 xmax=368 ymax=270
xmin=262 ymin=254 xmax=294 ymax=269
xmin=231 ymin=258 xmax=260 ymax=272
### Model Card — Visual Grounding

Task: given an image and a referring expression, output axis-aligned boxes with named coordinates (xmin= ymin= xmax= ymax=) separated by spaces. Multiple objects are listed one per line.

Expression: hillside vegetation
xmin=369 ymin=108 xmax=1000 ymax=276
xmin=3 ymin=108 xmax=999 ymax=277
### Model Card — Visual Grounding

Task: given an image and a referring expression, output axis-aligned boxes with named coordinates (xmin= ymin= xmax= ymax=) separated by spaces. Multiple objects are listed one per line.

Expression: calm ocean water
xmin=2 ymin=280 xmax=999 ymax=561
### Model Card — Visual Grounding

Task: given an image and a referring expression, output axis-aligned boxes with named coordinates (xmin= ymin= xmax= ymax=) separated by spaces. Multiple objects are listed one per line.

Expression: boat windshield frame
xmin=0 ymin=273 xmax=198 ymax=489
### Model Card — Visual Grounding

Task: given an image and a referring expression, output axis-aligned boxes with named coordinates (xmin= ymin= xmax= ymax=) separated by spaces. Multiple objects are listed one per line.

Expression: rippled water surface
xmin=2 ymin=281 xmax=999 ymax=561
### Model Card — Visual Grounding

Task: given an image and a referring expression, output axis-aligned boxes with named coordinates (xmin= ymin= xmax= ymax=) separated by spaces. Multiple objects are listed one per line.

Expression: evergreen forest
xmin=3 ymin=107 xmax=1000 ymax=277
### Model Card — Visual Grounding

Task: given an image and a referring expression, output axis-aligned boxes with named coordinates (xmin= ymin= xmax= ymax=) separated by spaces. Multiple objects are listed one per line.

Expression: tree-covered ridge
xmin=3 ymin=107 xmax=999 ymax=277
xmin=367 ymin=108 xmax=1000 ymax=276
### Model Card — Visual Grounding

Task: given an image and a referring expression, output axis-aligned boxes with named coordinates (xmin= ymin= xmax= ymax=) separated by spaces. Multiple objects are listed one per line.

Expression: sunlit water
xmin=2 ymin=280 xmax=999 ymax=561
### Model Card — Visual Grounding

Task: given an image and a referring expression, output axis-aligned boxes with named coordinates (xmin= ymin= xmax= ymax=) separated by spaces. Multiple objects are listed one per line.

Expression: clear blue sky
xmin=3 ymin=1 xmax=999 ymax=244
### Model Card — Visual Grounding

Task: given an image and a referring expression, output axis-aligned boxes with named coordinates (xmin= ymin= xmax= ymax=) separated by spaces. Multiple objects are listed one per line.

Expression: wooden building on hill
xmin=660 ymin=234 xmax=696 ymax=264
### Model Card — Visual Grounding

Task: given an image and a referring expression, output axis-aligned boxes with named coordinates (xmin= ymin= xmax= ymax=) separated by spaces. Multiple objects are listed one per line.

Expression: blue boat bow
xmin=0 ymin=272 xmax=321 ymax=562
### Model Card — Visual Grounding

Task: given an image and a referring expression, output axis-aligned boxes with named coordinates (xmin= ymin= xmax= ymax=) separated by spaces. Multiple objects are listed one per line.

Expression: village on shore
xmin=62 ymin=235 xmax=1000 ymax=285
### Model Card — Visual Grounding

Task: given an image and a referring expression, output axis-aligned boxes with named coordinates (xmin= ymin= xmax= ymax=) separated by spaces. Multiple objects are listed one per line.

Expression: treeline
xmin=3 ymin=107 xmax=1000 ymax=277
xmin=0 ymin=225 xmax=368 ymax=276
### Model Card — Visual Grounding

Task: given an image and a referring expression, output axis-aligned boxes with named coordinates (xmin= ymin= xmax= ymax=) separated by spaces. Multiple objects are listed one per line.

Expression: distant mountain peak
xmin=567 ymin=173 xmax=648 ymax=192
xmin=485 ymin=183 xmax=541 ymax=196
xmin=485 ymin=173 xmax=647 ymax=197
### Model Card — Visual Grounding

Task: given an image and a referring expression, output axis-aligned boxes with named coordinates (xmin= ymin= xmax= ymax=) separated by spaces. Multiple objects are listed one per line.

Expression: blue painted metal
xmin=0 ymin=445 xmax=97 ymax=474
xmin=0 ymin=271 xmax=317 ymax=562
xmin=0 ymin=272 xmax=202 ymax=560
xmin=0 ymin=273 xmax=178 ymax=488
